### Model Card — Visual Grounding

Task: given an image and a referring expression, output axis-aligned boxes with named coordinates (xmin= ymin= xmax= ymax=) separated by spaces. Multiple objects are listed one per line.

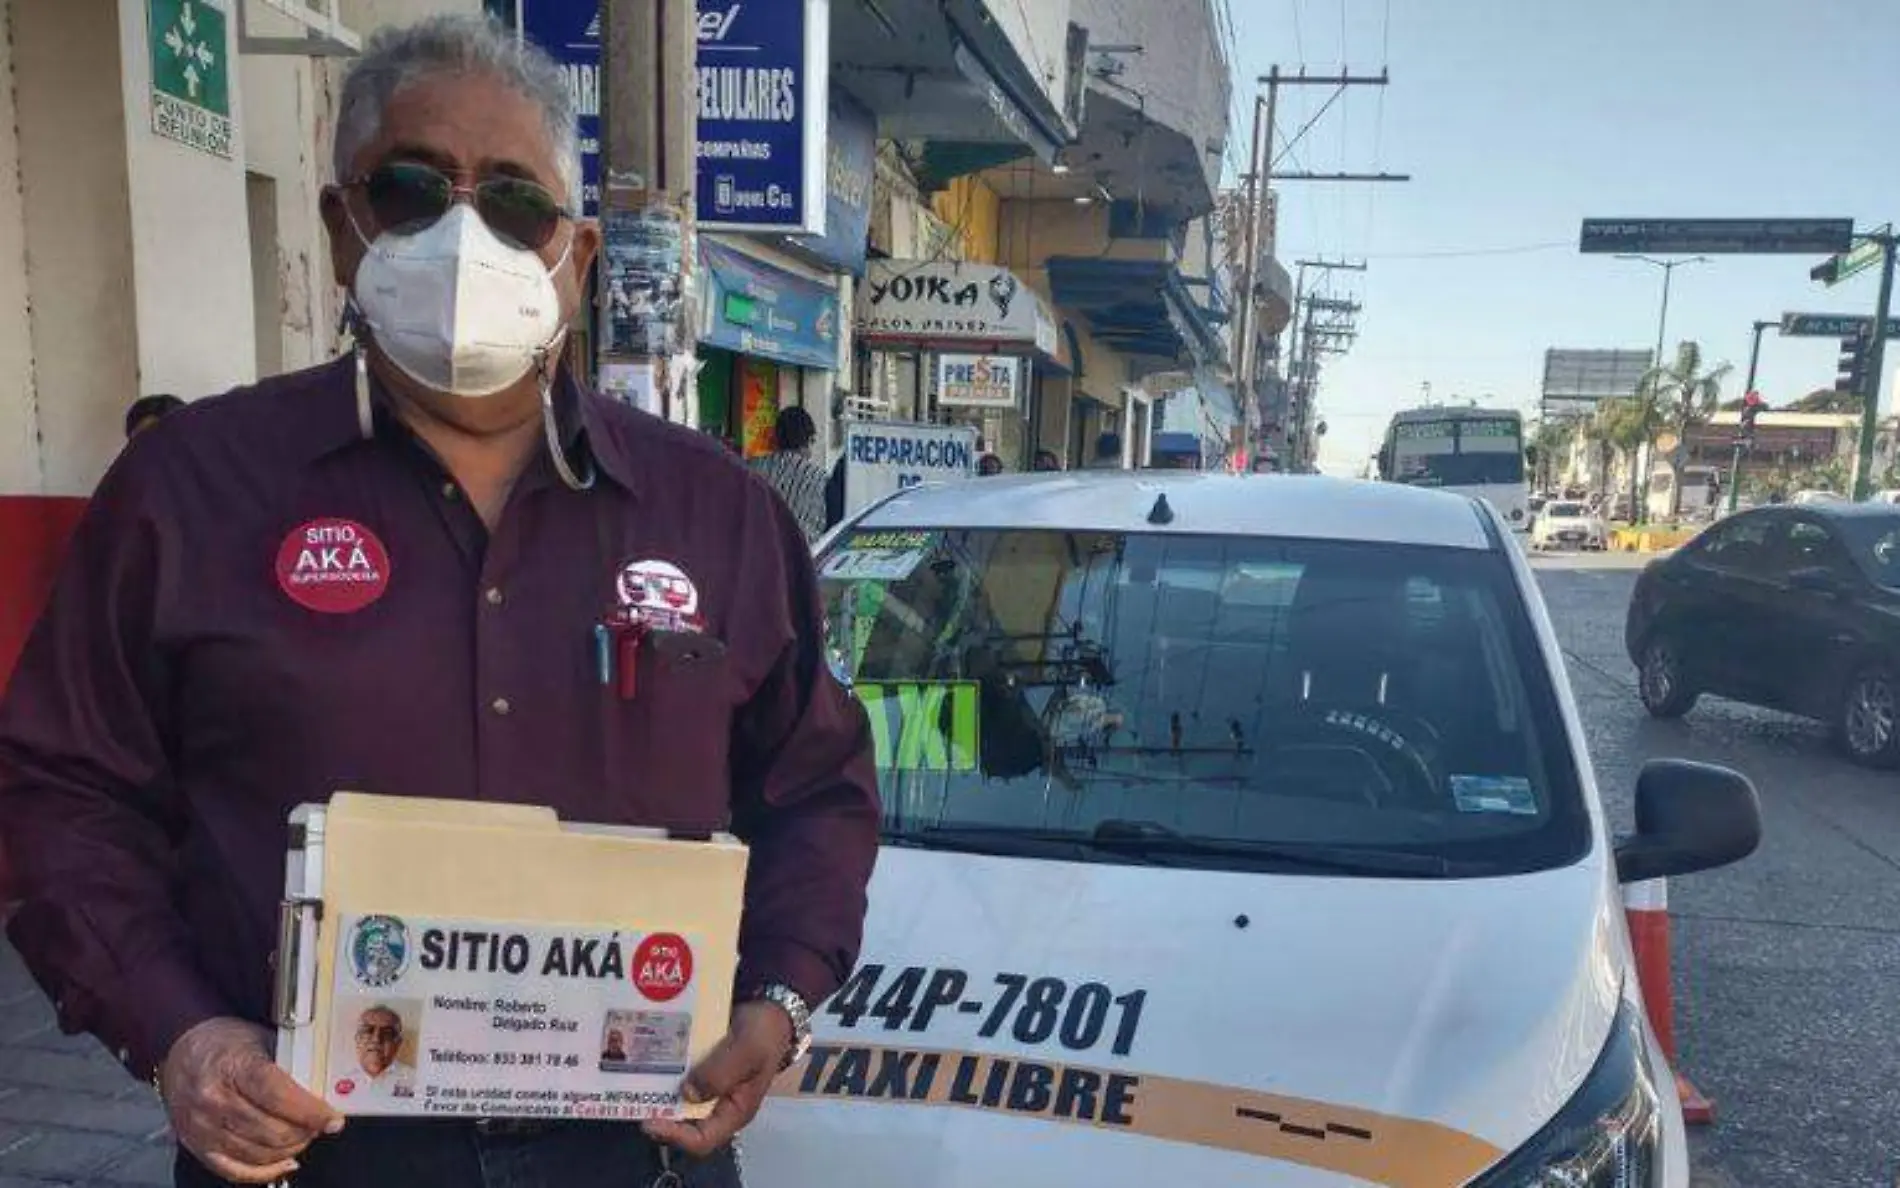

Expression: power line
xmin=1330 ymin=240 xmax=1572 ymax=260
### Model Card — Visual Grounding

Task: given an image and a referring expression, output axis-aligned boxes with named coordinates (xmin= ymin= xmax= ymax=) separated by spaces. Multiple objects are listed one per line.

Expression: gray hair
xmin=334 ymin=14 xmax=583 ymax=209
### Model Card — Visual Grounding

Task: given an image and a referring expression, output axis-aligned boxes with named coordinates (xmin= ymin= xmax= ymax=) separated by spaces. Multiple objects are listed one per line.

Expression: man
xmin=340 ymin=1006 xmax=415 ymax=1104
xmin=1031 ymin=449 xmax=1061 ymax=473
xmin=1088 ymin=431 xmax=1124 ymax=470
xmin=748 ymin=406 xmax=828 ymax=542
xmin=976 ymin=453 xmax=1004 ymax=477
xmin=601 ymin=1028 xmax=629 ymax=1064
xmin=124 ymin=393 xmax=185 ymax=440
xmin=0 ymin=15 xmax=877 ymax=1188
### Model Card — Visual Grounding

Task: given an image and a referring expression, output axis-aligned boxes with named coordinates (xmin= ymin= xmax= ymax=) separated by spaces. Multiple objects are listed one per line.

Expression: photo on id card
xmin=598 ymin=1009 xmax=691 ymax=1077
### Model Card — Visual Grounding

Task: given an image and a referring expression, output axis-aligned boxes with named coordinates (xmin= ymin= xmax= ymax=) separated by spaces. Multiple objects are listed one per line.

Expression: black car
xmin=1626 ymin=503 xmax=1900 ymax=766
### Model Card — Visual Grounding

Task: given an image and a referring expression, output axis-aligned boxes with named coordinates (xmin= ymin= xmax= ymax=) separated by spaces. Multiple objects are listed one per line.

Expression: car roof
xmin=853 ymin=473 xmax=1496 ymax=551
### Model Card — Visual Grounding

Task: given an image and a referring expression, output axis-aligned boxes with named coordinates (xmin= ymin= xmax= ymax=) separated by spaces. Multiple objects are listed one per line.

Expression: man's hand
xmin=160 ymin=1017 xmax=344 ymax=1184
xmin=642 ymin=1001 xmax=792 ymax=1157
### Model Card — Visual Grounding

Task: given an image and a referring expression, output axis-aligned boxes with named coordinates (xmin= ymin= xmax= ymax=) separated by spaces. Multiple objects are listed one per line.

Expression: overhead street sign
xmin=1578 ymin=218 xmax=1855 ymax=256
xmin=1811 ymin=226 xmax=1889 ymax=287
xmin=1780 ymin=312 xmax=1900 ymax=339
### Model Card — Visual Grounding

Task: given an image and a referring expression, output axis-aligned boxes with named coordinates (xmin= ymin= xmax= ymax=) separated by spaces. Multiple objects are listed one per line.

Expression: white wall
xmin=20 ymin=0 xmax=142 ymax=497
xmin=0 ymin=10 xmax=40 ymax=494
xmin=979 ymin=0 xmax=1071 ymax=112
xmin=118 ymin=0 xmax=259 ymax=402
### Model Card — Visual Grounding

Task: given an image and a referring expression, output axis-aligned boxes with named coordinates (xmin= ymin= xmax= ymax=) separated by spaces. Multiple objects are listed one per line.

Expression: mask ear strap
xmin=354 ymin=342 xmax=375 ymax=441
xmin=539 ymin=346 xmax=596 ymax=491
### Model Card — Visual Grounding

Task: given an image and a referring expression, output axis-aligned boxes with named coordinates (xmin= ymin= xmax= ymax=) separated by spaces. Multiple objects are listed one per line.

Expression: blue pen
xmin=593 ymin=622 xmax=614 ymax=686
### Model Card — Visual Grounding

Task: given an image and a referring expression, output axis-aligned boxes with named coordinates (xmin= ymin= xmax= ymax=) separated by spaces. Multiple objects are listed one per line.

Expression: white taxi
xmin=1530 ymin=499 xmax=1608 ymax=551
xmin=750 ymin=473 xmax=1760 ymax=1187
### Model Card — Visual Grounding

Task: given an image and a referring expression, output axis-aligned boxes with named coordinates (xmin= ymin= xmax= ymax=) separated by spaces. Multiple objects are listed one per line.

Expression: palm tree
xmin=1527 ymin=418 xmax=1576 ymax=490
xmin=1637 ymin=341 xmax=1732 ymax=520
xmin=1591 ymin=398 xmax=1648 ymax=517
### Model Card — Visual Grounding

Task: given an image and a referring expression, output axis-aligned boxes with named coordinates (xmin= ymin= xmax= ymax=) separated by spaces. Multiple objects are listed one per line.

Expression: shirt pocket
xmin=597 ymin=634 xmax=739 ymax=832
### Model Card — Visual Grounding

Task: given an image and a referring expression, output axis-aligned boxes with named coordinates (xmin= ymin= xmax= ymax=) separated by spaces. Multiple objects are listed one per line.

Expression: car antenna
xmin=1148 ymin=494 xmax=1175 ymax=525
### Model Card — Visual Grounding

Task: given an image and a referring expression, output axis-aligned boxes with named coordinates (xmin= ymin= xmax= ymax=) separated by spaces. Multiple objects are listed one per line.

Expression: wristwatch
xmin=752 ymin=983 xmax=813 ymax=1069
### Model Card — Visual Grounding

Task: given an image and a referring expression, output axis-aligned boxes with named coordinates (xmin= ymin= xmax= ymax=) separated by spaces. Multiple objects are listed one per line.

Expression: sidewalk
xmin=0 ymin=939 xmax=172 ymax=1187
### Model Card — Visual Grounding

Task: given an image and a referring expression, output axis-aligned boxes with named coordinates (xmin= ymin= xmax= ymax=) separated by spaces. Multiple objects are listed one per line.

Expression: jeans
xmin=173 ymin=1120 xmax=742 ymax=1188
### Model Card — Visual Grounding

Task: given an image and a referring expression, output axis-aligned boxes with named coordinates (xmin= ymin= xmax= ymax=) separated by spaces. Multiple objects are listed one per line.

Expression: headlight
xmin=1468 ymin=1000 xmax=1661 ymax=1186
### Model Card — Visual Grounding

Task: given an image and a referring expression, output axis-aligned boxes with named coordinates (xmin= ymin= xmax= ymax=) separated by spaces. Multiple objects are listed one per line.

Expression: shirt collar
xmin=300 ymin=353 xmax=641 ymax=498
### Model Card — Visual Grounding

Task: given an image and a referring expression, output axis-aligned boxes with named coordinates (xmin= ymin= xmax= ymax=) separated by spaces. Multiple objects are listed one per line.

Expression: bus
xmin=1375 ymin=406 xmax=1531 ymax=531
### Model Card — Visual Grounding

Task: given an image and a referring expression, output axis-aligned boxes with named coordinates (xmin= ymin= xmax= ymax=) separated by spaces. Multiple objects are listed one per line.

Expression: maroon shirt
xmin=0 ymin=356 xmax=879 ymax=1080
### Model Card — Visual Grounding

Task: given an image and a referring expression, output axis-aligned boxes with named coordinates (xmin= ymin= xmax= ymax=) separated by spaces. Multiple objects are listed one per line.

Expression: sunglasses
xmin=347 ymin=161 xmax=571 ymax=252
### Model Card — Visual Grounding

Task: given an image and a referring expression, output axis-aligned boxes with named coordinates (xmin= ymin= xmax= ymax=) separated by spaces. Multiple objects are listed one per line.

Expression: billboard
xmin=1540 ymin=349 xmax=1655 ymax=418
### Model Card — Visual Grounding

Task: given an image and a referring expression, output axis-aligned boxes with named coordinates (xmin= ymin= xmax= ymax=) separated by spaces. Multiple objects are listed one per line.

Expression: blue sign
xmin=517 ymin=2 xmax=601 ymax=215
xmin=696 ymin=0 xmax=827 ymax=233
xmin=781 ymin=86 xmax=875 ymax=276
xmin=515 ymin=1 xmax=826 ymax=233
xmin=699 ymin=241 xmax=839 ymax=370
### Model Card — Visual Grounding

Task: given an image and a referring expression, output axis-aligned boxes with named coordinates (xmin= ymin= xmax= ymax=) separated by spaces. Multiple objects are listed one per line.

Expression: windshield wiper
xmin=892 ymin=819 xmax=1459 ymax=877
xmin=1087 ymin=819 xmax=1458 ymax=877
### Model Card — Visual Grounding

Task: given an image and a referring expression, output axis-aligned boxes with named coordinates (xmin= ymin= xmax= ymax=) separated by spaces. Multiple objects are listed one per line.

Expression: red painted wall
xmin=0 ymin=495 xmax=88 ymax=902
xmin=0 ymin=496 xmax=88 ymax=692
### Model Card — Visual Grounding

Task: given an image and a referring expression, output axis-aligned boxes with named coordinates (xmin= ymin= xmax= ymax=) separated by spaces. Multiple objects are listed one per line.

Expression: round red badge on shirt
xmin=632 ymin=933 xmax=694 ymax=1002
xmin=335 ymin=1078 xmax=356 ymax=1096
xmin=275 ymin=519 xmax=392 ymax=614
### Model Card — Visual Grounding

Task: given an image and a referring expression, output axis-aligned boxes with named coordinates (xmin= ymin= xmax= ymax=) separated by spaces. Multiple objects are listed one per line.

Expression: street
xmin=1537 ymin=550 xmax=1900 ymax=1187
xmin=0 ymin=550 xmax=1893 ymax=1186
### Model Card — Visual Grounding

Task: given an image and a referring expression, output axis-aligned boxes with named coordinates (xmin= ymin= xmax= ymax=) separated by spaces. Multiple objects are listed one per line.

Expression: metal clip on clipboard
xmin=273 ymin=806 xmax=327 ymax=1081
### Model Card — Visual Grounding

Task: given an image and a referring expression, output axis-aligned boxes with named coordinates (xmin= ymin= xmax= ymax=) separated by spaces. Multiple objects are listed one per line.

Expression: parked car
xmin=1627 ymin=503 xmax=1900 ymax=765
xmin=1790 ymin=489 xmax=1846 ymax=506
xmin=1531 ymin=499 xmax=1608 ymax=551
xmin=758 ymin=472 xmax=1760 ymax=1187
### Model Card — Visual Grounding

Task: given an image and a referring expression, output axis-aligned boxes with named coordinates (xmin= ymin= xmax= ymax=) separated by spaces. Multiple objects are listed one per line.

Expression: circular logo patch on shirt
xmin=334 ymin=1078 xmax=356 ymax=1097
xmin=276 ymin=518 xmax=392 ymax=614
xmin=631 ymin=933 xmax=694 ymax=1003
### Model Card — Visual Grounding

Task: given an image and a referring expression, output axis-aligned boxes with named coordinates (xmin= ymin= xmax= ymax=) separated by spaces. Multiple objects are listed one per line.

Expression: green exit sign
xmin=723 ymin=293 xmax=758 ymax=326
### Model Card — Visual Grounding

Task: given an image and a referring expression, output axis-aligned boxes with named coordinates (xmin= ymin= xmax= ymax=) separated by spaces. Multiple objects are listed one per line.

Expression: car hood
xmin=745 ymin=846 xmax=1623 ymax=1188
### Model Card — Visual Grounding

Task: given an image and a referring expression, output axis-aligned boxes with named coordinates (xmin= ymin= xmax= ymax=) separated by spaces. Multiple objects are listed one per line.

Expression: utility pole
xmin=1854 ymin=233 xmax=1896 ymax=501
xmin=599 ymin=0 xmax=699 ymax=422
xmin=1289 ymin=295 xmax=1359 ymax=470
xmin=1727 ymin=318 xmax=1775 ymax=513
xmin=1237 ymin=67 xmax=1403 ymax=467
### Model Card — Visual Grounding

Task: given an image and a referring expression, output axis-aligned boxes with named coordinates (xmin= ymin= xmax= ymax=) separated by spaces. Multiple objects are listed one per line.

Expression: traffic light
xmin=1739 ymin=391 xmax=1765 ymax=441
xmin=1838 ymin=333 xmax=1871 ymax=396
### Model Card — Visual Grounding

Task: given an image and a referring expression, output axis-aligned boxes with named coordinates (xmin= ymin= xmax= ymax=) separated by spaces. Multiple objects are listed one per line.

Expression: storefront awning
xmin=699 ymin=241 xmax=841 ymax=372
xmin=1045 ymin=258 xmax=1224 ymax=370
xmin=856 ymin=259 xmax=1062 ymax=364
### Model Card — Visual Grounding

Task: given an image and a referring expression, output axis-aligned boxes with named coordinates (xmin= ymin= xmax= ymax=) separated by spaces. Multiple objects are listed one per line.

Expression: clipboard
xmin=273 ymin=792 xmax=747 ymax=1122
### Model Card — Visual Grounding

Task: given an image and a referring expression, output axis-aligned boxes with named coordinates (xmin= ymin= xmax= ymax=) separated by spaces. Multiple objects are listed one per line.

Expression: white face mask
xmin=350 ymin=203 xmax=570 ymax=398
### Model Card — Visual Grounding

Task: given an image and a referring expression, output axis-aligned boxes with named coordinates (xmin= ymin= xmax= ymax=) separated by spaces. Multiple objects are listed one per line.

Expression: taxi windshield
xmin=819 ymin=528 xmax=1588 ymax=877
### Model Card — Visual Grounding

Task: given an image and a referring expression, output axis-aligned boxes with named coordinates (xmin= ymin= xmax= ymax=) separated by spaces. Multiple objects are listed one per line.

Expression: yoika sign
xmin=516 ymin=1 xmax=829 ymax=234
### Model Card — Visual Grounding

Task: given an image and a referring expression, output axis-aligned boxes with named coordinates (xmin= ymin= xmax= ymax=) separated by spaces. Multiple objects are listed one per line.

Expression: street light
xmin=1616 ymin=254 xmax=1710 ymax=524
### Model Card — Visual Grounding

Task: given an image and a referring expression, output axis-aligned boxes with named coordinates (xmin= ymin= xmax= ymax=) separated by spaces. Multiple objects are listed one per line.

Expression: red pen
xmin=615 ymin=619 xmax=644 ymax=701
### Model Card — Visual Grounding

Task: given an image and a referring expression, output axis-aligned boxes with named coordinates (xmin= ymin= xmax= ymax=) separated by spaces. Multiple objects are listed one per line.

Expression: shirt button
xmin=442 ymin=482 xmax=460 ymax=500
xmin=485 ymin=587 xmax=505 ymax=607
xmin=491 ymin=697 xmax=513 ymax=717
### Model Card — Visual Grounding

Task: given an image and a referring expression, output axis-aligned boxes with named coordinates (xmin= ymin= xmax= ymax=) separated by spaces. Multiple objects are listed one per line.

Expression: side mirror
xmin=1615 ymin=759 xmax=1761 ymax=884
xmin=1787 ymin=565 xmax=1847 ymax=596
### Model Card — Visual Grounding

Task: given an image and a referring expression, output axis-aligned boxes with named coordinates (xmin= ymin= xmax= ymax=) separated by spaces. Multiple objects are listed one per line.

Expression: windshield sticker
xmin=855 ymin=682 xmax=980 ymax=773
xmin=821 ymin=531 xmax=938 ymax=583
xmin=1450 ymin=775 xmax=1537 ymax=816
